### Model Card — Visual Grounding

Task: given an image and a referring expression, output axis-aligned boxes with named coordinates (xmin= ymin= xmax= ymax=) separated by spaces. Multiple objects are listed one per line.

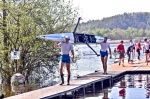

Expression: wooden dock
xmin=5 ymin=59 xmax=150 ymax=99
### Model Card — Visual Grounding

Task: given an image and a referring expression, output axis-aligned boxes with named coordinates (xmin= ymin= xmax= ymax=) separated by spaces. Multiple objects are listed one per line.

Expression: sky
xmin=72 ymin=0 xmax=150 ymax=22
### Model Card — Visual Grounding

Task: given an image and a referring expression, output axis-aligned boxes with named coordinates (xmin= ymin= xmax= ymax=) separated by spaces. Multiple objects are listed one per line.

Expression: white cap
xmin=65 ymin=36 xmax=70 ymax=39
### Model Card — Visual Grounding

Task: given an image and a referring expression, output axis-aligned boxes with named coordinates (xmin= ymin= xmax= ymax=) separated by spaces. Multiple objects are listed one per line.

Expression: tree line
xmin=76 ymin=12 xmax=150 ymax=40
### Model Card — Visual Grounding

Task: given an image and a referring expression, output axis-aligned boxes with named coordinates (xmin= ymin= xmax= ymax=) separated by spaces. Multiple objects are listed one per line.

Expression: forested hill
xmin=76 ymin=12 xmax=150 ymax=40
xmin=79 ymin=12 xmax=150 ymax=31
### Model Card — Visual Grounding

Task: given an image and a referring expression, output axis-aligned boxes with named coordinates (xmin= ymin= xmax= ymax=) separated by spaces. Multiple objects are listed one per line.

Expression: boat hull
xmin=36 ymin=33 xmax=104 ymax=43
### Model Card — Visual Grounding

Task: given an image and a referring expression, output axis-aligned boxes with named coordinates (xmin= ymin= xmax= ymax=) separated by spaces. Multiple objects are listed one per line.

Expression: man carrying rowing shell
xmin=54 ymin=36 xmax=74 ymax=85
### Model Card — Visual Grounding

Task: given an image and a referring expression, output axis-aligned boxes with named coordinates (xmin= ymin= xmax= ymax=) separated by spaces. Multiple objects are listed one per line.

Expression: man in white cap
xmin=54 ymin=35 xmax=74 ymax=85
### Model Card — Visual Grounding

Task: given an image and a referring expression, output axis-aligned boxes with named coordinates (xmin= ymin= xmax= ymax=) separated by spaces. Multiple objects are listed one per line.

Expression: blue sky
xmin=72 ymin=0 xmax=150 ymax=22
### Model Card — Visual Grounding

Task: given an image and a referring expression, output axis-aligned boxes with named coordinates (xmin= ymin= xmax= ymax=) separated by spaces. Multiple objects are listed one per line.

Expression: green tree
xmin=0 ymin=0 xmax=78 ymax=84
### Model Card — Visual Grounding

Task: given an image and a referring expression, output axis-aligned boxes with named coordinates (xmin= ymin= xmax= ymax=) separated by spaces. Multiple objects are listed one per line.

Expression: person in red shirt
xmin=136 ymin=40 xmax=142 ymax=60
xmin=117 ymin=41 xmax=125 ymax=66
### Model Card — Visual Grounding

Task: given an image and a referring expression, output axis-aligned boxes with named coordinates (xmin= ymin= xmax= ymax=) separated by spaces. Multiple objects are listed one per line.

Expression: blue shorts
xmin=60 ymin=54 xmax=70 ymax=63
xmin=100 ymin=50 xmax=108 ymax=57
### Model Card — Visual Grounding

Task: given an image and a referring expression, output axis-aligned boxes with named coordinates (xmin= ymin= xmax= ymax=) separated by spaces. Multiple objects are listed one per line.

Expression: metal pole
xmin=83 ymin=87 xmax=85 ymax=98
xmin=109 ymin=76 xmax=112 ymax=87
xmin=101 ymin=81 xmax=103 ymax=89
xmin=72 ymin=91 xmax=75 ymax=99
xmin=92 ymin=83 xmax=95 ymax=95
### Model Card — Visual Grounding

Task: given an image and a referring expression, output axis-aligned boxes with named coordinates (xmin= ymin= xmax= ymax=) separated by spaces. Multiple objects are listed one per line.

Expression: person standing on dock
xmin=143 ymin=38 xmax=149 ymax=65
xmin=54 ymin=36 xmax=74 ymax=85
xmin=126 ymin=45 xmax=133 ymax=63
xmin=117 ymin=40 xmax=125 ymax=66
xmin=113 ymin=48 xmax=117 ymax=58
xmin=97 ymin=37 xmax=112 ymax=74
xmin=136 ymin=40 xmax=142 ymax=60
xmin=129 ymin=39 xmax=136 ymax=61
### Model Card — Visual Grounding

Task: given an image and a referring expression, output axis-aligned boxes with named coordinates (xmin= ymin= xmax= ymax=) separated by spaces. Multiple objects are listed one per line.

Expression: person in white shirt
xmin=54 ymin=36 xmax=74 ymax=85
xmin=97 ymin=37 xmax=112 ymax=74
xmin=143 ymin=38 xmax=149 ymax=65
xmin=129 ymin=39 xmax=136 ymax=61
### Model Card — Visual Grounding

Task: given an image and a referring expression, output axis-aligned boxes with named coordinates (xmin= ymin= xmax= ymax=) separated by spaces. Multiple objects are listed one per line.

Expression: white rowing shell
xmin=36 ymin=33 xmax=74 ymax=43
xmin=36 ymin=33 xmax=104 ymax=43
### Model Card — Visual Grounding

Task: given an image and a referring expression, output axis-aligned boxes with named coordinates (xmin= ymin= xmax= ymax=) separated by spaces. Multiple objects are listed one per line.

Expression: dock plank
xmin=5 ymin=75 xmax=107 ymax=99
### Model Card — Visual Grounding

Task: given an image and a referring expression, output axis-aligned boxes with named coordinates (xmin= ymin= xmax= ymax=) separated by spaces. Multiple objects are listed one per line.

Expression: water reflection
xmin=1 ymin=83 xmax=39 ymax=98
xmin=119 ymin=78 xmax=126 ymax=99
xmin=102 ymin=89 xmax=108 ymax=99
xmin=126 ymin=75 xmax=135 ymax=88
xmin=145 ymin=74 xmax=150 ymax=98
xmin=137 ymin=74 xmax=142 ymax=83
xmin=81 ymin=74 xmax=150 ymax=99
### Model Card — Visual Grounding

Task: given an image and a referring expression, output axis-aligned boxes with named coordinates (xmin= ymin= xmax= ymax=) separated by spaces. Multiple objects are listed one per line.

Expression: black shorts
xmin=136 ymin=49 xmax=140 ymax=52
xmin=133 ymin=46 xmax=135 ymax=50
xmin=145 ymin=50 xmax=149 ymax=53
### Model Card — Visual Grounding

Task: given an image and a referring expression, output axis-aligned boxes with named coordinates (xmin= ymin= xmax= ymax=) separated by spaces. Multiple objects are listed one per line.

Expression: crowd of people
xmin=116 ymin=38 xmax=150 ymax=66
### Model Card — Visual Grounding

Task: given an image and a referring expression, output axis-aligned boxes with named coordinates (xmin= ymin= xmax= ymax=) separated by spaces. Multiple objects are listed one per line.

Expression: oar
xmin=83 ymin=53 xmax=99 ymax=56
xmin=84 ymin=34 xmax=100 ymax=56
xmin=73 ymin=17 xmax=81 ymax=43
xmin=72 ymin=17 xmax=100 ymax=56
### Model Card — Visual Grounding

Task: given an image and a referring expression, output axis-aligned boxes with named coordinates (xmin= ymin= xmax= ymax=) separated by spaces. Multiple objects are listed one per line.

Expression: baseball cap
xmin=65 ymin=36 xmax=70 ymax=40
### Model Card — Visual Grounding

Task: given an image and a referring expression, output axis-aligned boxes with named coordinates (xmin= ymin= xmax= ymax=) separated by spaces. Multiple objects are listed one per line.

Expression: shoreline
xmin=108 ymin=40 xmax=130 ymax=44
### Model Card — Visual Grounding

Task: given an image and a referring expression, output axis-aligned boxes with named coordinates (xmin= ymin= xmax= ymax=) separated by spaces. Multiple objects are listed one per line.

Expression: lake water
xmin=76 ymin=74 xmax=150 ymax=99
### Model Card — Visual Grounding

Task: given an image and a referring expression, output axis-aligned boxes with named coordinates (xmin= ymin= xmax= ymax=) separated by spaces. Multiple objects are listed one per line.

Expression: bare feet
xmin=103 ymin=73 xmax=108 ymax=75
